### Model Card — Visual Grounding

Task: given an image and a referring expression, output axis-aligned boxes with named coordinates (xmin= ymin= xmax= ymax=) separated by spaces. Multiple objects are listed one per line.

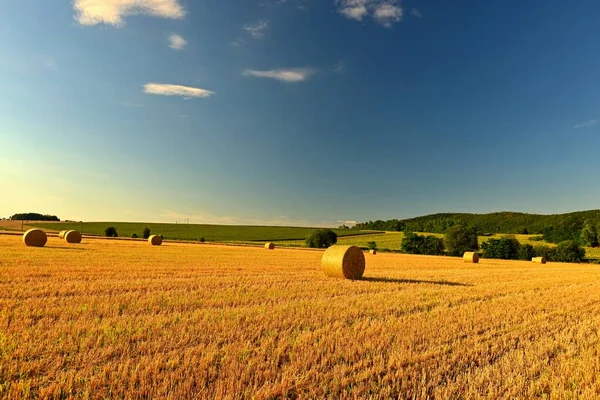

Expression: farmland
xmin=28 ymin=221 xmax=373 ymax=242
xmin=2 ymin=234 xmax=600 ymax=398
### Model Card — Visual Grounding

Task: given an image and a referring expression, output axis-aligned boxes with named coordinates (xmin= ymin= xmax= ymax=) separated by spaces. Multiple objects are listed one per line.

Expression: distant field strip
xmin=2 ymin=235 xmax=600 ymax=398
xmin=32 ymin=222 xmax=377 ymax=242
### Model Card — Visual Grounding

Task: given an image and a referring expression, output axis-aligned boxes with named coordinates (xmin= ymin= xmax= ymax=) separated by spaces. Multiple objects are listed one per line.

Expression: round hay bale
xmin=23 ymin=229 xmax=47 ymax=247
xmin=321 ymin=245 xmax=365 ymax=280
xmin=148 ymin=235 xmax=163 ymax=246
xmin=532 ymin=257 xmax=547 ymax=264
xmin=369 ymin=249 xmax=377 ymax=255
xmin=265 ymin=242 xmax=275 ymax=250
xmin=65 ymin=230 xmax=82 ymax=244
xmin=463 ymin=252 xmax=479 ymax=263
xmin=58 ymin=230 xmax=68 ymax=239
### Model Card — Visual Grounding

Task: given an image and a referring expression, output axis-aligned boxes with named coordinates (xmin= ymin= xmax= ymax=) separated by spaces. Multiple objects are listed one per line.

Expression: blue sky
xmin=1 ymin=0 xmax=599 ymax=226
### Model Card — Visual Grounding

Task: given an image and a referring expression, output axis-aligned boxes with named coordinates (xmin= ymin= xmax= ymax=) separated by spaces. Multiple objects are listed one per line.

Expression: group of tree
xmin=354 ymin=219 xmax=405 ymax=232
xmin=401 ymin=225 xmax=479 ymax=256
xmin=10 ymin=213 xmax=60 ymax=221
xmin=400 ymin=233 xmax=445 ymax=255
xmin=481 ymin=236 xmax=586 ymax=263
xmin=306 ymin=229 xmax=338 ymax=248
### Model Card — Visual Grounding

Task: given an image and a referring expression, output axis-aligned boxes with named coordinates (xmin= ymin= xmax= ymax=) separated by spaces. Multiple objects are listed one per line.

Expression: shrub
xmin=520 ymin=227 xmax=529 ymax=235
xmin=401 ymin=233 xmax=445 ymax=255
xmin=142 ymin=227 xmax=151 ymax=239
xmin=199 ymin=237 xmax=205 ymax=243
xmin=105 ymin=226 xmax=118 ymax=237
xmin=367 ymin=241 xmax=377 ymax=250
xmin=131 ymin=233 xmax=138 ymax=239
xmin=444 ymin=225 xmax=479 ymax=256
xmin=518 ymin=244 xmax=536 ymax=260
xmin=481 ymin=236 xmax=520 ymax=260
xmin=306 ymin=229 xmax=338 ymax=248
xmin=553 ymin=241 xmax=586 ymax=263
xmin=534 ymin=245 xmax=556 ymax=261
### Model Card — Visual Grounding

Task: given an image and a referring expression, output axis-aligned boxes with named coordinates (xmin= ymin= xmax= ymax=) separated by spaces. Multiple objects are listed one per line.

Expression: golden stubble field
xmin=1 ymin=235 xmax=600 ymax=399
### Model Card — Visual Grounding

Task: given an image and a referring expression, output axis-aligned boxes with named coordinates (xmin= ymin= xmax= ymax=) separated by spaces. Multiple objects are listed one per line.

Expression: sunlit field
xmin=2 ymin=234 xmax=600 ymax=399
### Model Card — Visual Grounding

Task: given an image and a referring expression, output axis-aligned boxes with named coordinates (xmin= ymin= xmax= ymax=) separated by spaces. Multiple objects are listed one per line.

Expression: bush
xmin=367 ymin=241 xmax=377 ymax=250
xmin=518 ymin=244 xmax=536 ymax=260
xmin=481 ymin=236 xmax=520 ymax=260
xmin=444 ymin=225 xmax=479 ymax=256
xmin=306 ymin=229 xmax=338 ymax=248
xmin=581 ymin=221 xmax=598 ymax=247
xmin=534 ymin=245 xmax=556 ymax=261
xmin=105 ymin=226 xmax=118 ymax=237
xmin=553 ymin=241 xmax=586 ymax=263
xmin=131 ymin=233 xmax=138 ymax=239
xmin=143 ymin=227 xmax=151 ymax=239
xmin=401 ymin=233 xmax=445 ymax=255
xmin=199 ymin=237 xmax=205 ymax=243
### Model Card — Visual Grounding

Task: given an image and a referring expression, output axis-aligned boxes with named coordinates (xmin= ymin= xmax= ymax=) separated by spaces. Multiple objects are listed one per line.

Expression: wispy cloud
xmin=73 ymin=0 xmax=185 ymax=26
xmin=168 ymin=33 xmax=186 ymax=50
xmin=243 ymin=68 xmax=315 ymax=83
xmin=411 ymin=8 xmax=423 ymax=18
xmin=243 ymin=20 xmax=269 ymax=39
xmin=333 ymin=61 xmax=347 ymax=74
xmin=337 ymin=0 xmax=403 ymax=26
xmin=230 ymin=38 xmax=246 ymax=48
xmin=574 ymin=119 xmax=600 ymax=128
xmin=143 ymin=83 xmax=214 ymax=98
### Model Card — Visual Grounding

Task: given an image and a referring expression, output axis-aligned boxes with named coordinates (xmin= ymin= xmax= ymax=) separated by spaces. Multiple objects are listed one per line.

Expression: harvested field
xmin=1 ymin=234 xmax=600 ymax=399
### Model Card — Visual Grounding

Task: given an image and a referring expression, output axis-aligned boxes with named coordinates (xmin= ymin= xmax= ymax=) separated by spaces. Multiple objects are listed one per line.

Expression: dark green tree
xmin=105 ymin=226 xmax=118 ymax=237
xmin=143 ymin=227 xmax=151 ymax=239
xmin=481 ymin=236 xmax=521 ymax=260
xmin=581 ymin=220 xmax=598 ymax=247
xmin=517 ymin=244 xmax=536 ymax=260
xmin=306 ymin=229 xmax=338 ymax=248
xmin=553 ymin=241 xmax=586 ymax=263
xmin=444 ymin=225 xmax=479 ymax=256
xmin=367 ymin=241 xmax=377 ymax=250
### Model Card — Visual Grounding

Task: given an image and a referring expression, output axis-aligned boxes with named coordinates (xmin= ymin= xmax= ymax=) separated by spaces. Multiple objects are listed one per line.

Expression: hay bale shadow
xmin=361 ymin=277 xmax=472 ymax=287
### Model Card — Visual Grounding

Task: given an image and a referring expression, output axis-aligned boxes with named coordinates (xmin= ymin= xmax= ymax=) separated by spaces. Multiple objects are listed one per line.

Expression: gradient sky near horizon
xmin=1 ymin=0 xmax=600 ymax=227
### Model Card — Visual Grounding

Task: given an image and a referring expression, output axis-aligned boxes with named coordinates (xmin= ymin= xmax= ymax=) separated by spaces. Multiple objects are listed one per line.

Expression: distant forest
xmin=355 ymin=210 xmax=600 ymax=245
xmin=10 ymin=213 xmax=60 ymax=221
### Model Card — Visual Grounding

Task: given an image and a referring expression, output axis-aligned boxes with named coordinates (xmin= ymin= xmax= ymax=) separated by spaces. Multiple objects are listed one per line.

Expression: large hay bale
xmin=148 ymin=235 xmax=163 ymax=246
xmin=321 ymin=245 xmax=365 ymax=280
xmin=65 ymin=230 xmax=82 ymax=244
xmin=369 ymin=249 xmax=377 ymax=255
xmin=463 ymin=252 xmax=479 ymax=263
xmin=265 ymin=242 xmax=275 ymax=250
xmin=532 ymin=257 xmax=547 ymax=264
xmin=58 ymin=230 xmax=68 ymax=239
xmin=23 ymin=229 xmax=47 ymax=247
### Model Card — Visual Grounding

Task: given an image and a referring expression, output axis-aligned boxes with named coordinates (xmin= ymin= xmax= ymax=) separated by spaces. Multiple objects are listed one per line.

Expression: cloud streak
xmin=143 ymin=83 xmax=214 ymax=98
xmin=73 ymin=0 xmax=185 ymax=26
xmin=168 ymin=33 xmax=186 ymax=50
xmin=243 ymin=20 xmax=269 ymax=39
xmin=243 ymin=68 xmax=315 ymax=82
xmin=337 ymin=0 xmax=403 ymax=26
xmin=574 ymin=119 xmax=600 ymax=128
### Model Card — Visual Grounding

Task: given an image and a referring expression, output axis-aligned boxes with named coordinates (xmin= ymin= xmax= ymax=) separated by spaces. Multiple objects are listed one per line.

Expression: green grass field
xmin=32 ymin=222 xmax=377 ymax=242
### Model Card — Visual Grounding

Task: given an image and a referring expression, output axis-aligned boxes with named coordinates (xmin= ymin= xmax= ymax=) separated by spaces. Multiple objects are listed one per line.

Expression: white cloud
xmin=73 ymin=0 xmax=185 ymax=26
xmin=336 ymin=0 xmax=403 ymax=26
xmin=143 ymin=83 xmax=214 ymax=98
xmin=411 ymin=8 xmax=423 ymax=18
xmin=574 ymin=119 xmax=600 ymax=128
xmin=168 ymin=33 xmax=186 ymax=50
xmin=243 ymin=20 xmax=269 ymax=39
xmin=243 ymin=68 xmax=315 ymax=83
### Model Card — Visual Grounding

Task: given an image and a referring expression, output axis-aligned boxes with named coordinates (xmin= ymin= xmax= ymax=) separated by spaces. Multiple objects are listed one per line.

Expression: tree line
xmin=10 ymin=213 xmax=60 ymax=221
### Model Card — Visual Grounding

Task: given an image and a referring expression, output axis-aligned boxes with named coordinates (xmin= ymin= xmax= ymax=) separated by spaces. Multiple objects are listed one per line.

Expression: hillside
xmin=357 ymin=210 xmax=600 ymax=235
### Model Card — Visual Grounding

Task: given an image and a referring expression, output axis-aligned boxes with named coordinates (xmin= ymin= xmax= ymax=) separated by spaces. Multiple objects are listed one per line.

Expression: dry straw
xmin=321 ymin=245 xmax=365 ymax=280
xmin=463 ymin=252 xmax=479 ymax=263
xmin=58 ymin=230 xmax=68 ymax=239
xmin=148 ymin=235 xmax=163 ymax=246
xmin=369 ymin=249 xmax=377 ymax=255
xmin=65 ymin=230 xmax=82 ymax=244
xmin=265 ymin=242 xmax=275 ymax=250
xmin=23 ymin=229 xmax=47 ymax=247
xmin=532 ymin=257 xmax=547 ymax=264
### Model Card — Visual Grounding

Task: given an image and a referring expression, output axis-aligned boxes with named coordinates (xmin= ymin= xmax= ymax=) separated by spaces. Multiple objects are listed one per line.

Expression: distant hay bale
xmin=369 ymin=249 xmax=377 ymax=255
xmin=64 ymin=230 xmax=82 ymax=244
xmin=463 ymin=252 xmax=479 ymax=263
xmin=321 ymin=245 xmax=365 ymax=280
xmin=58 ymin=230 xmax=68 ymax=239
xmin=265 ymin=242 xmax=275 ymax=250
xmin=23 ymin=229 xmax=47 ymax=247
xmin=532 ymin=257 xmax=547 ymax=264
xmin=148 ymin=235 xmax=163 ymax=246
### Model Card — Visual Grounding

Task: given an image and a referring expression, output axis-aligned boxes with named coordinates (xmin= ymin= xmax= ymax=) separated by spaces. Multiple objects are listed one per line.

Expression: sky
xmin=1 ymin=0 xmax=600 ymax=227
